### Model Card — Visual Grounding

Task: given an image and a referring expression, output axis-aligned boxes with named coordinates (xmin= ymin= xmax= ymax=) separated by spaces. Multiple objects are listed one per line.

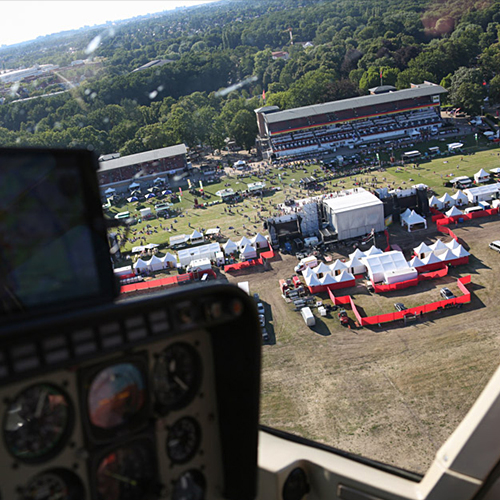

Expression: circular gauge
xmin=172 ymin=469 xmax=206 ymax=500
xmin=152 ymin=343 xmax=201 ymax=412
xmin=167 ymin=417 xmax=201 ymax=464
xmin=88 ymin=363 xmax=146 ymax=429
xmin=3 ymin=383 xmax=71 ymax=463
xmin=95 ymin=443 xmax=157 ymax=500
xmin=21 ymin=469 xmax=85 ymax=500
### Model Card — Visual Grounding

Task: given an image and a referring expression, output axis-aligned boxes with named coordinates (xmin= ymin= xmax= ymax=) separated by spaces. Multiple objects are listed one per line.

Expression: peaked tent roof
xmin=475 ymin=168 xmax=489 ymax=178
xmin=414 ymin=242 xmax=432 ymax=255
xmin=446 ymin=239 xmax=460 ymax=250
xmin=428 ymin=195 xmax=442 ymax=207
xmin=190 ymin=229 xmax=203 ymax=239
xmin=161 ymin=252 xmax=177 ymax=263
xmin=401 ymin=208 xmax=412 ymax=219
xmin=240 ymin=243 xmax=257 ymax=255
xmin=223 ymin=239 xmax=238 ymax=252
xmin=438 ymin=192 xmax=454 ymax=204
xmin=133 ymin=258 xmax=149 ymax=269
xmin=452 ymin=245 xmax=470 ymax=257
xmin=404 ymin=210 xmax=426 ymax=224
xmin=302 ymin=266 xmax=314 ymax=278
xmin=409 ymin=255 xmax=425 ymax=268
xmin=365 ymin=245 xmax=383 ymax=256
xmin=320 ymin=274 xmax=337 ymax=285
xmin=430 ymin=239 xmax=448 ymax=251
xmin=445 ymin=206 xmax=463 ymax=217
xmin=251 ymin=233 xmax=268 ymax=244
xmin=349 ymin=248 xmax=366 ymax=259
xmin=336 ymin=270 xmax=355 ymax=282
xmin=237 ymin=236 xmax=252 ymax=248
xmin=422 ymin=252 xmax=442 ymax=265
xmin=438 ymin=249 xmax=456 ymax=261
xmin=313 ymin=262 xmax=332 ymax=275
xmin=330 ymin=259 xmax=348 ymax=272
xmin=452 ymin=190 xmax=468 ymax=203
xmin=347 ymin=256 xmax=365 ymax=269
xmin=305 ymin=272 xmax=321 ymax=286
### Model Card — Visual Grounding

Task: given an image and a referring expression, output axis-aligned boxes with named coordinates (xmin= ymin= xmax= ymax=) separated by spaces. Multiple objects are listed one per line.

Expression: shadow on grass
xmin=309 ymin=317 xmax=332 ymax=336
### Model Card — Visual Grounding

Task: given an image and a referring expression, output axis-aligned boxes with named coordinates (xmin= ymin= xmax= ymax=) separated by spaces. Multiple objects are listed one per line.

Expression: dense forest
xmin=0 ymin=0 xmax=499 ymax=156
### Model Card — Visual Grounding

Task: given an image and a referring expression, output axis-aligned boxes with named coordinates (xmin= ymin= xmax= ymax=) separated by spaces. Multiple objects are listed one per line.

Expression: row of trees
xmin=0 ymin=0 xmax=499 ymax=154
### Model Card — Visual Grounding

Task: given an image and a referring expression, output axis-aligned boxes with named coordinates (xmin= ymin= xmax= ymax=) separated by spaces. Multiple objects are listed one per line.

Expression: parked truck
xmin=294 ymin=256 xmax=318 ymax=273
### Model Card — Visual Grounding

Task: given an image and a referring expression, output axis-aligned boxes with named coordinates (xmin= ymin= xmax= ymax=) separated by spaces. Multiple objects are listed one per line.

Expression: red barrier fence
xmin=437 ymin=225 xmax=459 ymax=241
xmin=223 ymin=245 xmax=275 ymax=272
xmin=435 ymin=208 xmax=498 ymax=226
xmin=328 ymin=276 xmax=471 ymax=327
xmin=121 ymin=269 xmax=217 ymax=293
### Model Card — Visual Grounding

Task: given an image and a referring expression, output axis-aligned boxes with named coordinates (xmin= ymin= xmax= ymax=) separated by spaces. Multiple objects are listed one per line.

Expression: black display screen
xmin=0 ymin=148 xmax=117 ymax=320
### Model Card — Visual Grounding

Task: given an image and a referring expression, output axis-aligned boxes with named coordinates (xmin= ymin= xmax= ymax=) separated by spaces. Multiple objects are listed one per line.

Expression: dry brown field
xmin=224 ymin=216 xmax=500 ymax=474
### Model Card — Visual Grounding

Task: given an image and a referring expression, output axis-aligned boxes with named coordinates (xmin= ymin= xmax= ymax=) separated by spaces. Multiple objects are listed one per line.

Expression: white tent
xmin=312 ymin=262 xmax=332 ymax=278
xmin=446 ymin=239 xmax=460 ymax=250
xmin=401 ymin=210 xmax=427 ymax=231
xmin=223 ymin=239 xmax=238 ymax=254
xmin=361 ymin=250 xmax=409 ymax=283
xmin=240 ymin=244 xmax=257 ymax=260
xmin=236 ymin=236 xmax=252 ymax=251
xmin=330 ymin=259 xmax=348 ymax=276
xmin=451 ymin=190 xmax=468 ymax=206
xmin=133 ymin=258 xmax=149 ymax=273
xmin=322 ymin=188 xmax=385 ymax=241
xmin=429 ymin=239 xmax=448 ymax=254
xmin=422 ymin=252 xmax=442 ymax=265
xmin=304 ymin=272 xmax=321 ymax=287
xmin=251 ymin=233 xmax=269 ymax=249
xmin=335 ymin=270 xmax=355 ymax=283
xmin=409 ymin=255 xmax=425 ymax=268
xmin=349 ymin=248 xmax=366 ymax=260
xmin=346 ymin=256 xmax=365 ymax=275
xmin=445 ymin=206 xmax=463 ymax=217
xmin=146 ymin=255 xmax=163 ymax=272
xmin=302 ymin=266 xmax=314 ymax=278
xmin=364 ymin=245 xmax=383 ymax=256
xmin=129 ymin=182 xmax=140 ymax=189
xmin=105 ymin=187 xmax=116 ymax=194
xmin=490 ymin=168 xmax=500 ymax=174
xmin=438 ymin=192 xmax=454 ymax=208
xmin=161 ymin=253 xmax=178 ymax=267
xmin=384 ymin=267 xmax=418 ymax=285
xmin=464 ymin=184 xmax=500 ymax=203
xmin=320 ymin=274 xmax=337 ymax=285
xmin=400 ymin=208 xmax=412 ymax=220
xmin=190 ymin=230 xmax=204 ymax=244
xmin=437 ymin=249 xmax=456 ymax=262
xmin=428 ymin=195 xmax=443 ymax=209
xmin=414 ymin=242 xmax=432 ymax=258
xmin=474 ymin=168 xmax=490 ymax=184
xmin=452 ymin=245 xmax=470 ymax=258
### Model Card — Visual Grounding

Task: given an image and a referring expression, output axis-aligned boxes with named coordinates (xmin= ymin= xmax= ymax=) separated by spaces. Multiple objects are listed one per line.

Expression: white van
xmin=464 ymin=206 xmax=484 ymax=214
xmin=294 ymin=256 xmax=318 ymax=273
xmin=301 ymin=307 xmax=315 ymax=326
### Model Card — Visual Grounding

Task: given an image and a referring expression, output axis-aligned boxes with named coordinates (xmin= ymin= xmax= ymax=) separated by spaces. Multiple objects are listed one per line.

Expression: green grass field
xmin=108 ymin=139 xmax=500 ymax=262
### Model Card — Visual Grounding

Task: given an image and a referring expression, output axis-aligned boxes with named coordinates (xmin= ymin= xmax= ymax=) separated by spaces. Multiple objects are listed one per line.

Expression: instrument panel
xmin=0 ymin=284 xmax=261 ymax=500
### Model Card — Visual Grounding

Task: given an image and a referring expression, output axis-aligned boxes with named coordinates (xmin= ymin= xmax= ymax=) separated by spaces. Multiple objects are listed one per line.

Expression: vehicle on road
xmin=258 ymin=314 xmax=265 ymax=328
xmin=257 ymin=302 xmax=265 ymax=315
xmin=440 ymin=287 xmax=455 ymax=300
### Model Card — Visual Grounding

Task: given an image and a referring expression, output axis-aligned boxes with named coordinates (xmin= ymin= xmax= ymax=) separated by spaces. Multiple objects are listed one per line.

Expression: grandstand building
xmin=256 ymin=82 xmax=447 ymax=159
xmin=98 ymin=144 xmax=188 ymax=187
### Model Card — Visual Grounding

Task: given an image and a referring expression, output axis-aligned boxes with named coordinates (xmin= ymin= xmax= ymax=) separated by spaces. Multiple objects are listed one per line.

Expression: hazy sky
xmin=0 ymin=1 xmax=216 ymax=47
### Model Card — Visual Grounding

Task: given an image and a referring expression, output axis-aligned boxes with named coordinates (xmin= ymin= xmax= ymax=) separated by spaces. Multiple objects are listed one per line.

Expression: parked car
xmin=440 ymin=287 xmax=455 ymax=300
xmin=253 ymin=293 xmax=260 ymax=302
xmin=258 ymin=314 xmax=265 ymax=328
xmin=262 ymin=328 xmax=269 ymax=342
xmin=394 ymin=303 xmax=407 ymax=312
xmin=257 ymin=302 xmax=265 ymax=315
xmin=489 ymin=241 xmax=500 ymax=252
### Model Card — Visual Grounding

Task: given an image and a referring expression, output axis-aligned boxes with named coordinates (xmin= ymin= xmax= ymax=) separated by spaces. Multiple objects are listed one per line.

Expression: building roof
xmin=99 ymin=144 xmax=187 ymax=172
xmin=323 ymin=188 xmax=383 ymax=214
xmin=265 ymin=82 xmax=447 ymax=125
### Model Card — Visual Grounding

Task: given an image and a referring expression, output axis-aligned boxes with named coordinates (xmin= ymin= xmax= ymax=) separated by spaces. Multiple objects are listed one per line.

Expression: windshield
xmin=1 ymin=0 xmax=499 ymax=476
